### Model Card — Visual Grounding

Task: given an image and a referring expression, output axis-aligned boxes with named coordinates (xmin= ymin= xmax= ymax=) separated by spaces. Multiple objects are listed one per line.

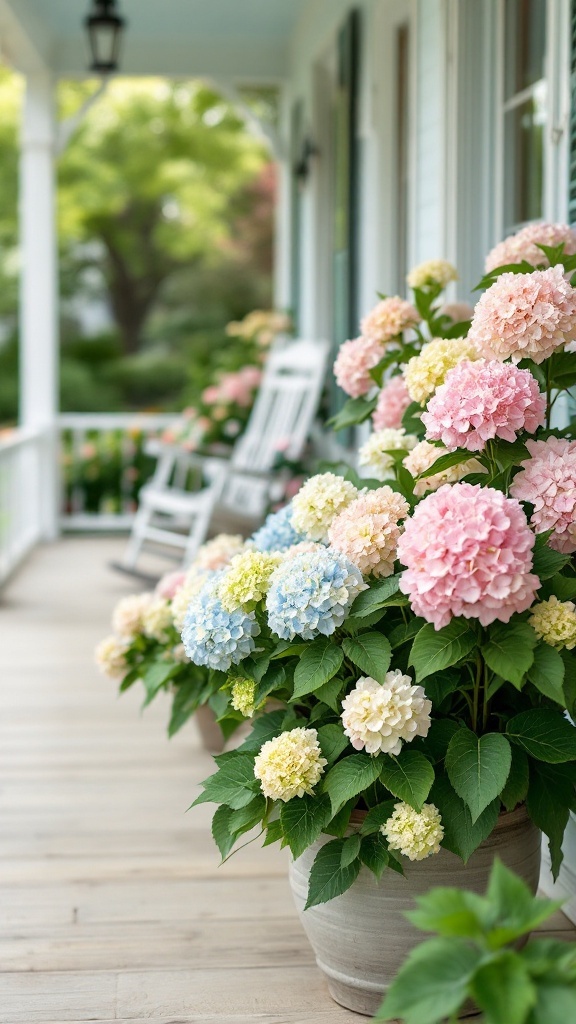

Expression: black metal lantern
xmin=85 ymin=0 xmax=126 ymax=74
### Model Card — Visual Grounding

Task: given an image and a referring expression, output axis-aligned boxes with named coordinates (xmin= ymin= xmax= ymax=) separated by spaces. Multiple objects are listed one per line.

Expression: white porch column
xmin=19 ymin=70 xmax=59 ymax=539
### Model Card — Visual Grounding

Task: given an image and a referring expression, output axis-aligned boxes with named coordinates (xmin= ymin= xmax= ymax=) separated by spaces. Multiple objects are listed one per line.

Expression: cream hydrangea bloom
xmin=382 ymin=802 xmax=444 ymax=861
xmin=95 ymin=635 xmax=129 ymax=680
xmin=142 ymin=597 xmax=173 ymax=641
xmin=231 ymin=677 xmax=258 ymax=717
xmin=404 ymin=337 xmax=479 ymax=405
xmin=358 ymin=428 xmax=418 ymax=482
xmin=403 ymin=440 xmax=486 ymax=497
xmin=112 ymin=592 xmax=153 ymax=638
xmin=529 ymin=596 xmax=576 ymax=651
xmin=292 ymin=473 xmax=359 ymax=542
xmin=218 ymin=550 xmax=282 ymax=612
xmin=407 ymin=260 xmax=458 ymax=290
xmin=171 ymin=572 xmax=209 ymax=632
xmin=254 ymin=727 xmax=327 ymax=802
xmin=341 ymin=671 xmax=431 ymax=755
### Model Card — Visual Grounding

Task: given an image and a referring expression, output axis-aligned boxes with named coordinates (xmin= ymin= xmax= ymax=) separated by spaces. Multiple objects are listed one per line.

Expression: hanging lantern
xmin=85 ymin=0 xmax=126 ymax=74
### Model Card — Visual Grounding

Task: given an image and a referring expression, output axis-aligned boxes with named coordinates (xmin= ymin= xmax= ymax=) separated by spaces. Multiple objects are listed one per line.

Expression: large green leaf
xmin=409 ymin=620 xmax=477 ymax=682
xmin=527 ymin=643 xmax=565 ymax=705
xmin=317 ymin=723 xmax=349 ymax=765
xmin=406 ymin=887 xmax=487 ymax=939
xmin=304 ymin=838 xmax=362 ymax=909
xmin=192 ymin=752 xmax=258 ymax=809
xmin=350 ymin=575 xmax=403 ymax=617
xmin=359 ymin=800 xmax=396 ymax=836
xmin=379 ymin=750 xmax=435 ymax=812
xmin=471 ymin=952 xmax=536 ymax=1024
xmin=506 ymin=709 xmax=576 ymax=763
xmin=481 ymin=621 xmax=536 ymax=687
xmin=431 ymin=775 xmax=500 ymax=862
xmin=532 ymin=537 xmax=572 ymax=580
xmin=280 ymin=793 xmax=332 ymax=860
xmin=292 ymin=637 xmax=343 ymax=700
xmin=342 ymin=631 xmax=392 ymax=683
xmin=359 ymin=832 xmax=390 ymax=879
xmin=445 ymin=729 xmax=512 ymax=822
xmin=500 ymin=746 xmax=529 ymax=812
xmin=322 ymin=753 xmax=382 ymax=814
xmin=376 ymin=937 xmax=482 ymax=1024
xmin=416 ymin=448 xmax=483 ymax=481
xmin=530 ymin=982 xmax=576 ymax=1024
xmin=142 ymin=660 xmax=179 ymax=705
xmin=211 ymin=805 xmax=238 ymax=860
xmin=526 ymin=761 xmax=576 ymax=878
xmin=328 ymin=395 xmax=378 ymax=431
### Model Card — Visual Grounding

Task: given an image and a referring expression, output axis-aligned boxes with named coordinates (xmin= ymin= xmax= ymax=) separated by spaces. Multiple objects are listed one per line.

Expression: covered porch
xmin=0 ymin=535 xmax=364 ymax=1022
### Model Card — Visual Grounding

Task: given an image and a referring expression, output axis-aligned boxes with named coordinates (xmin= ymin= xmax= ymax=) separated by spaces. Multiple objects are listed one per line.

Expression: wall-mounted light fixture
xmin=85 ymin=0 xmax=126 ymax=74
xmin=293 ymin=136 xmax=319 ymax=185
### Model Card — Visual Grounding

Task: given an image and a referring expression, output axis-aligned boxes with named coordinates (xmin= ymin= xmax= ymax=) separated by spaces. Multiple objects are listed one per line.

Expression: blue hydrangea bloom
xmin=250 ymin=505 xmax=304 ymax=553
xmin=266 ymin=548 xmax=366 ymax=641
xmin=181 ymin=574 xmax=260 ymax=671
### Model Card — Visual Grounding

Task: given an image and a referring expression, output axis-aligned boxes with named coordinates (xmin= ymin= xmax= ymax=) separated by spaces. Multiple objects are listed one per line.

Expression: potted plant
xmin=376 ymin=858 xmax=576 ymax=1023
xmin=180 ymin=226 xmax=575 ymax=1015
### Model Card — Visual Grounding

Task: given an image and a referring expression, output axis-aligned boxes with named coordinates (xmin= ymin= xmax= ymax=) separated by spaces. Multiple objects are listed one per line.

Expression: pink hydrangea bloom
xmin=397 ymin=483 xmax=540 ymax=629
xmin=155 ymin=570 xmax=186 ymax=601
xmin=439 ymin=301 xmax=475 ymax=324
xmin=361 ymin=297 xmax=420 ymax=345
xmin=372 ymin=375 xmax=411 ymax=430
xmin=469 ymin=266 xmax=576 ymax=364
xmin=485 ymin=222 xmax=576 ymax=273
xmin=510 ymin=437 xmax=576 ymax=553
xmin=421 ymin=359 xmax=546 ymax=452
xmin=328 ymin=486 xmax=410 ymax=577
xmin=333 ymin=335 xmax=384 ymax=398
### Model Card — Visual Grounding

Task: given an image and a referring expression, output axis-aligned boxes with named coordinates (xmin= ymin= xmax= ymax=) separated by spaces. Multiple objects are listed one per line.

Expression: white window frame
xmin=494 ymin=0 xmax=571 ymax=242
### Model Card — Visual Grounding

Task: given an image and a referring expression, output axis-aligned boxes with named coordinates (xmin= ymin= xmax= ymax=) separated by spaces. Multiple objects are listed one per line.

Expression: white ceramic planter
xmin=289 ymin=805 xmax=541 ymax=1017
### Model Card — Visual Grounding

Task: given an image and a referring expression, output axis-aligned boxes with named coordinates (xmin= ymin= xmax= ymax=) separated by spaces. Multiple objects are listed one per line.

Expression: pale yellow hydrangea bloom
xmin=407 ymin=259 xmax=458 ymax=290
xmin=231 ymin=677 xmax=258 ymax=717
xmin=218 ymin=550 xmax=282 ymax=612
xmin=403 ymin=440 xmax=486 ymax=496
xmin=529 ymin=595 xmax=576 ymax=650
xmin=95 ymin=635 xmax=129 ymax=680
xmin=341 ymin=671 xmax=431 ymax=755
xmin=112 ymin=592 xmax=153 ymax=638
xmin=382 ymin=802 xmax=444 ymax=861
xmin=254 ymin=727 xmax=327 ymax=802
xmin=358 ymin=428 xmax=418 ymax=482
xmin=404 ymin=337 xmax=479 ymax=404
xmin=142 ymin=597 xmax=173 ymax=641
xmin=292 ymin=473 xmax=359 ymax=542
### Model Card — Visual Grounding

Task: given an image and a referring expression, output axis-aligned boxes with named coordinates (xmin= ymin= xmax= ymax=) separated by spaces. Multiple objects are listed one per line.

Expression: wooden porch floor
xmin=0 ymin=538 xmax=574 ymax=1024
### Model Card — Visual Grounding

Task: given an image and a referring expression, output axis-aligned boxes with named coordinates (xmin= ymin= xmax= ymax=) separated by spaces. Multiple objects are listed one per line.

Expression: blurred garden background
xmin=0 ymin=66 xmax=277 ymax=425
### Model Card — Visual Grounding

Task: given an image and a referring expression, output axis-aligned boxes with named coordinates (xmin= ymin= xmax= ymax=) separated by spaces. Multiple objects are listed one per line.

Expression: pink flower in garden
xmin=421 ymin=359 xmax=546 ymax=452
xmin=510 ymin=437 xmax=576 ymax=553
xmin=397 ymin=483 xmax=540 ymax=629
xmin=372 ymin=375 xmax=411 ymax=430
xmin=156 ymin=570 xmax=187 ymax=601
xmin=485 ymin=222 xmax=576 ymax=273
xmin=361 ymin=297 xmax=421 ymax=345
xmin=183 ymin=406 xmax=197 ymax=419
xmin=202 ymin=385 xmax=221 ymax=405
xmin=469 ymin=266 xmax=576 ymax=363
xmin=239 ymin=366 xmax=262 ymax=388
xmin=333 ymin=335 xmax=384 ymax=398
xmin=197 ymin=417 xmax=211 ymax=433
xmin=328 ymin=486 xmax=409 ymax=577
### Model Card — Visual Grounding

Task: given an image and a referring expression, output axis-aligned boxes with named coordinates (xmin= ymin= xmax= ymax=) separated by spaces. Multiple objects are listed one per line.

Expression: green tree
xmin=58 ymin=79 xmax=270 ymax=354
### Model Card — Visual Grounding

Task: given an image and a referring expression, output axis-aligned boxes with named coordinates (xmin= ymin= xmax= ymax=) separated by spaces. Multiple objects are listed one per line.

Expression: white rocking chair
xmin=117 ymin=339 xmax=329 ymax=575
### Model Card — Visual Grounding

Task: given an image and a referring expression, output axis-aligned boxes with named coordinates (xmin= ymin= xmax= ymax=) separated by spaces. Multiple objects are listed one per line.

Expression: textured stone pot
xmin=289 ymin=805 xmax=541 ymax=1017
xmin=195 ymin=704 xmax=225 ymax=754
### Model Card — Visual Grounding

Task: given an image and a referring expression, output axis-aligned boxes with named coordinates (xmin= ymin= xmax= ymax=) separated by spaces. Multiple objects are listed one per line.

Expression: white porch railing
xmin=59 ymin=413 xmax=176 ymax=530
xmin=0 ymin=427 xmax=46 ymax=586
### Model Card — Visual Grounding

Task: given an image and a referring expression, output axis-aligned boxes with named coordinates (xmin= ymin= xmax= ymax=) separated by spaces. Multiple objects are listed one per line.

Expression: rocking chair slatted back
xmin=117 ymin=338 xmax=329 ymax=573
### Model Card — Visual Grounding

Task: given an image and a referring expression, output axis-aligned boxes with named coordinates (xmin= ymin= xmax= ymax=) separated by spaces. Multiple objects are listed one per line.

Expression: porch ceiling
xmin=0 ymin=0 xmax=305 ymax=81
